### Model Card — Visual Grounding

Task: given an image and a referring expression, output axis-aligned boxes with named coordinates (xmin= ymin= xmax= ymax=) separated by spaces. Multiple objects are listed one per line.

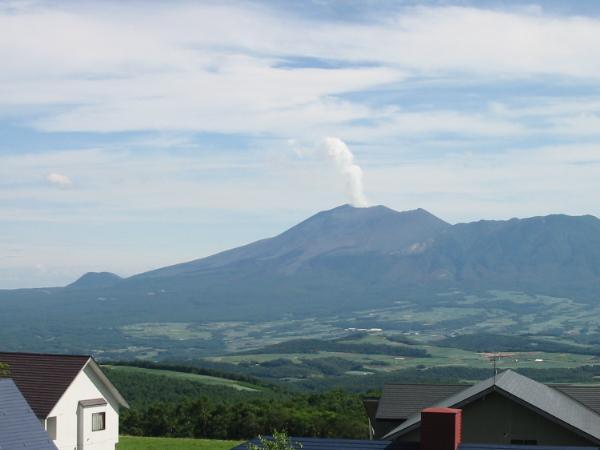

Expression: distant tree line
xmin=107 ymin=360 xmax=266 ymax=386
xmin=237 ymin=338 xmax=430 ymax=358
xmin=103 ymin=367 xmax=274 ymax=406
xmin=437 ymin=333 xmax=600 ymax=356
xmin=284 ymin=364 xmax=600 ymax=392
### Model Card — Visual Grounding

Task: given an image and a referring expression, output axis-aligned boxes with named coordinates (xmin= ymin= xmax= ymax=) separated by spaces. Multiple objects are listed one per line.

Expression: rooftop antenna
xmin=485 ymin=353 xmax=501 ymax=383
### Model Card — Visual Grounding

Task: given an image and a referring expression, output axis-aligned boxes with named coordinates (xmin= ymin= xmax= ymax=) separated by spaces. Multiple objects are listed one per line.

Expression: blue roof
xmin=232 ymin=439 xmax=600 ymax=450
xmin=461 ymin=445 xmax=600 ymax=450
xmin=0 ymin=378 xmax=57 ymax=450
xmin=231 ymin=437 xmax=418 ymax=449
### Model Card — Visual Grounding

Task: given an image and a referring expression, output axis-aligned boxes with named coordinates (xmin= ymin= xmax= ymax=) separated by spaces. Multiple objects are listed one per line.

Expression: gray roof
xmin=552 ymin=385 xmax=600 ymax=415
xmin=374 ymin=382 xmax=600 ymax=422
xmin=363 ymin=397 xmax=379 ymax=420
xmin=383 ymin=370 xmax=600 ymax=444
xmin=375 ymin=384 xmax=470 ymax=420
xmin=0 ymin=379 xmax=57 ymax=450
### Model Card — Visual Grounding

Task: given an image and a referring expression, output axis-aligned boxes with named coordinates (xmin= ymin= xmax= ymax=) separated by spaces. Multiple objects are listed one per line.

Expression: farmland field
xmin=100 ymin=290 xmax=600 ymax=360
xmin=206 ymin=338 xmax=598 ymax=375
xmin=98 ymin=290 xmax=600 ymax=387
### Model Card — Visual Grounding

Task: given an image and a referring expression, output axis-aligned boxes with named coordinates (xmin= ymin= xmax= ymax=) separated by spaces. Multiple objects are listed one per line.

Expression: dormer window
xmin=92 ymin=412 xmax=106 ymax=431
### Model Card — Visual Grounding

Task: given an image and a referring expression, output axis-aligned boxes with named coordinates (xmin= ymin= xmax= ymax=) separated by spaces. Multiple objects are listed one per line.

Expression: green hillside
xmin=105 ymin=365 xmax=260 ymax=391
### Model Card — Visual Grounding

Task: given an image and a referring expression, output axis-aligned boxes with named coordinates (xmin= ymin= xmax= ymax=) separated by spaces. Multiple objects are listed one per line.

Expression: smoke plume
xmin=321 ymin=137 xmax=368 ymax=207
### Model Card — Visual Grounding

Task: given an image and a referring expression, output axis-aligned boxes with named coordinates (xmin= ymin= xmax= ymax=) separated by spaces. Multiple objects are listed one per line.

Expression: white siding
xmin=45 ymin=364 xmax=120 ymax=450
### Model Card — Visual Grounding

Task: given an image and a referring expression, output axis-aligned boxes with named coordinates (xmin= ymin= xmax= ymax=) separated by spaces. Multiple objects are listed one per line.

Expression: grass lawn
xmin=118 ymin=436 xmax=243 ymax=450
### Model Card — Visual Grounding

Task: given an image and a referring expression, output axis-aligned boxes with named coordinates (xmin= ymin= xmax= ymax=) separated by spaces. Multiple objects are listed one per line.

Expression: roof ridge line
xmin=0 ymin=350 xmax=91 ymax=358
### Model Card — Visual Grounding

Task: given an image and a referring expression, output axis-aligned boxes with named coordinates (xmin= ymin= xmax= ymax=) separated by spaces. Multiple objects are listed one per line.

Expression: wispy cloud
xmin=2 ymin=2 xmax=600 ymax=137
xmin=46 ymin=172 xmax=72 ymax=188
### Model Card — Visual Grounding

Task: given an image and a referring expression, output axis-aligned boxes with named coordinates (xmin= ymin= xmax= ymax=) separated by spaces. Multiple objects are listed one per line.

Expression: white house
xmin=0 ymin=352 xmax=129 ymax=450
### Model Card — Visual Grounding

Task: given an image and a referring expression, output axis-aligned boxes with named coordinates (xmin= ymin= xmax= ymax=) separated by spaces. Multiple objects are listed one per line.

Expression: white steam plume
xmin=321 ymin=137 xmax=368 ymax=207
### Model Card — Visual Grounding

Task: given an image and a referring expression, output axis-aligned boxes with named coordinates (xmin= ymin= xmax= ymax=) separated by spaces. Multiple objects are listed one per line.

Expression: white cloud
xmin=337 ymin=110 xmax=526 ymax=140
xmin=1 ymin=3 xmax=600 ymax=136
xmin=46 ymin=172 xmax=72 ymax=188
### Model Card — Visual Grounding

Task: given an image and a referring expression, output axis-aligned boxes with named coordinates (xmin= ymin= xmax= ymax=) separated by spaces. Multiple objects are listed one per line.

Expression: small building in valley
xmin=0 ymin=352 xmax=129 ymax=450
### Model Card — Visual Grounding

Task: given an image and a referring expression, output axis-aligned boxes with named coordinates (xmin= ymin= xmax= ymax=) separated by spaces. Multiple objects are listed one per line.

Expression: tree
xmin=247 ymin=430 xmax=302 ymax=450
xmin=0 ymin=362 xmax=10 ymax=378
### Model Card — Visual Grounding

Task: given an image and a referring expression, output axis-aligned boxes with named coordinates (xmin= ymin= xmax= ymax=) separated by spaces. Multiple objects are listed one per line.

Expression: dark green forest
xmin=105 ymin=361 xmax=600 ymax=440
xmin=106 ymin=366 xmax=368 ymax=440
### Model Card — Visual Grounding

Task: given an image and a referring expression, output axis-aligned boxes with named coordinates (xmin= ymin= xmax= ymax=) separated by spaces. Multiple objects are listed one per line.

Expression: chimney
xmin=420 ymin=407 xmax=462 ymax=450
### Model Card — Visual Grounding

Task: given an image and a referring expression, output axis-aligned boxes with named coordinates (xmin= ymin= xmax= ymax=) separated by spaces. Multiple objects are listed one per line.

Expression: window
xmin=46 ymin=416 xmax=57 ymax=440
xmin=511 ymin=439 xmax=537 ymax=445
xmin=92 ymin=412 xmax=106 ymax=431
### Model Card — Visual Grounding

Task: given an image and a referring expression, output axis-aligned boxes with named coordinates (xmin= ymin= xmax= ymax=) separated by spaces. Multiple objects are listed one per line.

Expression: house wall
xmin=401 ymin=392 xmax=594 ymax=446
xmin=45 ymin=364 xmax=120 ymax=450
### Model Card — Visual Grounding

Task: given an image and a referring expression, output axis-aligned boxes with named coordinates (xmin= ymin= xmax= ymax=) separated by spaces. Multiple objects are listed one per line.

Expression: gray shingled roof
xmin=0 ymin=379 xmax=57 ymax=450
xmin=375 ymin=384 xmax=469 ymax=420
xmin=383 ymin=370 xmax=600 ymax=444
xmin=373 ymin=382 xmax=600 ymax=421
xmin=553 ymin=385 xmax=600 ymax=415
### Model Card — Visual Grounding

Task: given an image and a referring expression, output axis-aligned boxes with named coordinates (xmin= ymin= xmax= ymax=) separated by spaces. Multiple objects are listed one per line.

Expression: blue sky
xmin=2 ymin=0 xmax=600 ymax=287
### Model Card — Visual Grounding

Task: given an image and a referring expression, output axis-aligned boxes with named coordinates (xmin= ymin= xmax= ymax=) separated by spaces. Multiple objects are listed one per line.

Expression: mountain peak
xmin=318 ymin=204 xmax=442 ymax=220
xmin=287 ymin=204 xmax=447 ymax=236
xmin=134 ymin=204 xmax=451 ymax=279
xmin=67 ymin=272 xmax=122 ymax=289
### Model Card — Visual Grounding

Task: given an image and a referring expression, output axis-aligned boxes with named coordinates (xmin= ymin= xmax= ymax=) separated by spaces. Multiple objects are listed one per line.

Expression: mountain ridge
xmin=2 ymin=204 xmax=600 ymax=355
xmin=58 ymin=205 xmax=600 ymax=290
xmin=132 ymin=204 xmax=450 ymax=280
